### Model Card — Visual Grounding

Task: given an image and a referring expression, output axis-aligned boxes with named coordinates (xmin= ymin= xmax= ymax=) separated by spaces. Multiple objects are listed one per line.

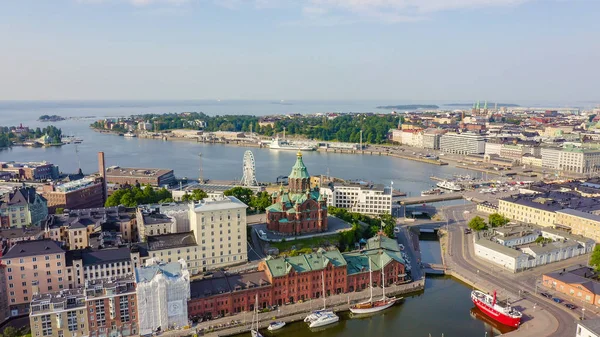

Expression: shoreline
xmin=90 ymin=127 xmax=449 ymax=166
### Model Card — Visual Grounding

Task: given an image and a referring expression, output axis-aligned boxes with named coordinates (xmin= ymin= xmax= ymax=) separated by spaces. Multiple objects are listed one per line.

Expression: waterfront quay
xmin=438 ymin=204 xmax=583 ymax=337
xmin=165 ymin=280 xmax=425 ymax=337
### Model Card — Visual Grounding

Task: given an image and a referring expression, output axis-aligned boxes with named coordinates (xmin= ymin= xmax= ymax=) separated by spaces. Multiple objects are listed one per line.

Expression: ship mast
xmin=381 ymin=251 xmax=386 ymax=300
xmin=322 ymin=270 xmax=326 ymax=310
xmin=368 ymin=257 xmax=373 ymax=303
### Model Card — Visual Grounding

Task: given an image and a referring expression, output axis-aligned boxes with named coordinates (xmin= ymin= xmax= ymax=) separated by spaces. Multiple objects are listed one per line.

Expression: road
xmin=441 ymin=203 xmax=580 ymax=337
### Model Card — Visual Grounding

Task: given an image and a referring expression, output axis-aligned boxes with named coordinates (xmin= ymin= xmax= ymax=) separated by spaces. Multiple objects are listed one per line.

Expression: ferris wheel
xmin=240 ymin=150 xmax=258 ymax=187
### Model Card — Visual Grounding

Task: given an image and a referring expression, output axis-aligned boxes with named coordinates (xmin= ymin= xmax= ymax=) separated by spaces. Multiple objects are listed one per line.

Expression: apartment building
xmin=556 ymin=209 xmax=600 ymax=243
xmin=3 ymin=239 xmax=69 ymax=316
xmin=29 ymin=288 xmax=89 ymax=337
xmin=0 ymin=227 xmax=45 ymax=253
xmin=541 ymin=147 xmax=562 ymax=170
xmin=136 ymin=260 xmax=190 ymax=336
xmin=439 ymin=132 xmax=485 ymax=155
xmin=42 ymin=178 xmax=105 ymax=213
xmin=0 ymin=264 xmax=8 ymax=324
xmin=0 ymin=161 xmax=59 ymax=181
xmin=422 ymin=130 xmax=443 ymax=150
xmin=320 ymin=182 xmax=392 ymax=215
xmin=188 ymin=196 xmax=248 ymax=271
xmin=69 ymin=247 xmax=142 ymax=288
xmin=0 ymin=186 xmax=48 ymax=228
xmin=135 ymin=207 xmax=176 ymax=241
xmin=85 ymin=276 xmax=138 ymax=337
xmin=558 ymin=146 xmax=600 ymax=174
xmin=146 ymin=232 xmax=201 ymax=274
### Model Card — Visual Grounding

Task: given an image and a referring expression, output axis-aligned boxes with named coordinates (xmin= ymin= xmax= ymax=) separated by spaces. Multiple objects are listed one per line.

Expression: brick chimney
xmin=98 ymin=152 xmax=107 ymax=204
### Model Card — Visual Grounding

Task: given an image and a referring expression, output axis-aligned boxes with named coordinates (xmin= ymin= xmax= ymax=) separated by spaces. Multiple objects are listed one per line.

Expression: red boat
xmin=471 ymin=290 xmax=522 ymax=328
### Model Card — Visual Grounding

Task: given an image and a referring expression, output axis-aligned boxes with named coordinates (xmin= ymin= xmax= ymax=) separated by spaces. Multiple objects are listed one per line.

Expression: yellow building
xmin=146 ymin=231 xmax=202 ymax=275
xmin=498 ymin=197 xmax=558 ymax=227
xmin=29 ymin=288 xmax=89 ymax=337
xmin=556 ymin=209 xmax=600 ymax=243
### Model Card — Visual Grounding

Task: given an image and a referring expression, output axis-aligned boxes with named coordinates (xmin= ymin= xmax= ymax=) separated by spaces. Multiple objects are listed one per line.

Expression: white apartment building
xmin=320 ymin=183 xmax=392 ymax=215
xmin=400 ymin=130 xmax=424 ymax=148
xmin=136 ymin=207 xmax=177 ymax=241
xmin=439 ymin=132 xmax=486 ymax=155
xmin=541 ymin=147 xmax=561 ymax=170
xmin=558 ymin=146 xmax=600 ymax=174
xmin=484 ymin=142 xmax=502 ymax=156
xmin=422 ymin=131 xmax=442 ymax=150
xmin=188 ymin=196 xmax=248 ymax=271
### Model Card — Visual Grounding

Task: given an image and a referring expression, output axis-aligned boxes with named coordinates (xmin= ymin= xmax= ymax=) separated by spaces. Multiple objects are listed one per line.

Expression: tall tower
xmin=97 ymin=152 xmax=107 ymax=204
xmin=288 ymin=151 xmax=310 ymax=193
xmin=484 ymin=101 xmax=488 ymax=115
xmin=476 ymin=100 xmax=481 ymax=114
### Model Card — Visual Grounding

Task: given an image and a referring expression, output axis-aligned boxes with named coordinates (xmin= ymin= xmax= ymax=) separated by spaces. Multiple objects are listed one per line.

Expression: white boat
xmin=436 ymin=180 xmax=463 ymax=191
xmin=251 ymin=294 xmax=263 ymax=337
xmin=303 ymin=309 xmax=333 ymax=323
xmin=124 ymin=132 xmax=137 ymax=138
xmin=267 ymin=321 xmax=286 ymax=331
xmin=308 ymin=312 xmax=339 ymax=328
xmin=305 ymin=271 xmax=338 ymax=325
xmin=269 ymin=138 xmax=314 ymax=151
xmin=349 ymin=253 xmax=398 ymax=315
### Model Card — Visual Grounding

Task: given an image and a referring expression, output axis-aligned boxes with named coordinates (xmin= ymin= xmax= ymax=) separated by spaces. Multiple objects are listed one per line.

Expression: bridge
xmin=398 ymin=193 xmax=464 ymax=205
xmin=422 ymin=263 xmax=447 ymax=275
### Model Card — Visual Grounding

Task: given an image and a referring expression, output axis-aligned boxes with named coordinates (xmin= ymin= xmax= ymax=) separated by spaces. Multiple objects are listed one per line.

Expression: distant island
xmin=446 ymin=103 xmax=520 ymax=107
xmin=38 ymin=115 xmax=66 ymax=122
xmin=376 ymin=104 xmax=439 ymax=110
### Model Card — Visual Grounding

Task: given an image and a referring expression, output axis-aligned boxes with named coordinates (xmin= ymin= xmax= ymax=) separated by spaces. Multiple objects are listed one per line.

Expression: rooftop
xmin=146 ymin=231 xmax=197 ymax=251
xmin=141 ymin=212 xmax=174 ymax=225
xmin=105 ymin=166 xmax=173 ymax=178
xmin=135 ymin=260 xmax=188 ymax=283
xmin=579 ymin=319 xmax=600 ymax=334
xmin=0 ymin=227 xmax=45 ymax=241
xmin=556 ymin=208 xmax=600 ymax=222
xmin=68 ymin=246 xmax=132 ymax=267
xmin=3 ymin=239 xmax=64 ymax=259
xmin=190 ymin=271 xmax=271 ymax=299
xmin=474 ymin=234 xmax=527 ymax=258
xmin=55 ymin=178 xmax=99 ymax=193
xmin=546 ymin=267 xmax=600 ymax=296
xmin=192 ymin=196 xmax=248 ymax=212
xmin=263 ymin=249 xmax=347 ymax=278
xmin=30 ymin=288 xmax=86 ymax=315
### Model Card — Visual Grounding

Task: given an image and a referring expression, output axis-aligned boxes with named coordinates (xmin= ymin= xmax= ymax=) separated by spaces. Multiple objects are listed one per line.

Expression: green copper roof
xmin=264 ymin=249 xmax=347 ymax=278
xmin=289 ymin=152 xmax=310 ymax=179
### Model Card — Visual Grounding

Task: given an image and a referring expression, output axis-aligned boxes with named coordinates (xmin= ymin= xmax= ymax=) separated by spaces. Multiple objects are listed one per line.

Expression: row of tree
xmin=98 ymin=112 xmax=403 ymax=144
xmin=105 ymin=185 xmax=173 ymax=207
xmin=180 ymin=187 xmax=272 ymax=213
xmin=329 ymin=206 xmax=396 ymax=251
xmin=467 ymin=213 xmax=510 ymax=231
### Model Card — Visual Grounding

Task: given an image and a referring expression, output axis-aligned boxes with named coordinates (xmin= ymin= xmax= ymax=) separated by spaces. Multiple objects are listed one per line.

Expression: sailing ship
xmin=349 ymin=252 xmax=398 ymax=314
xmin=251 ymin=294 xmax=263 ymax=337
xmin=305 ymin=271 xmax=339 ymax=328
xmin=471 ymin=290 xmax=522 ymax=328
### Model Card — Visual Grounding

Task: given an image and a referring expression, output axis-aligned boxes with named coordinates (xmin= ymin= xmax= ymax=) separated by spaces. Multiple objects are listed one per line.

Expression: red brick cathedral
xmin=266 ymin=151 xmax=328 ymax=235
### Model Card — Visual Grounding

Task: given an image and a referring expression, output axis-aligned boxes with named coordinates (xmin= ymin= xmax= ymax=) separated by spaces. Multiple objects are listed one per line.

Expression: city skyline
xmin=1 ymin=0 xmax=599 ymax=101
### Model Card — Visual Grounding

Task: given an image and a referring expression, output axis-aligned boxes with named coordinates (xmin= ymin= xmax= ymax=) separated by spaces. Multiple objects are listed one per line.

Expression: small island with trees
xmin=0 ymin=125 xmax=64 ymax=149
xmin=38 ymin=115 xmax=66 ymax=122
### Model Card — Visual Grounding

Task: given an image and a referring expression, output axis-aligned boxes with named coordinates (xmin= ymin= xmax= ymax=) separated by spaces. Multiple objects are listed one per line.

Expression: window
xmin=67 ymin=311 xmax=78 ymax=332
xmin=119 ymin=296 xmax=130 ymax=323
xmin=41 ymin=315 xmax=52 ymax=336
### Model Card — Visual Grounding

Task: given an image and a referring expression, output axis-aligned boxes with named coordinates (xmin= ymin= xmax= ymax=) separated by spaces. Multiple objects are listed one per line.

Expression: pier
xmin=398 ymin=193 xmax=464 ymax=205
xmin=423 ymin=263 xmax=447 ymax=275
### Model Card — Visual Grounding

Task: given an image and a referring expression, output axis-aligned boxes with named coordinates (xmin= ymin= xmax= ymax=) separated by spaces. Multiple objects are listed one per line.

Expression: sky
xmin=0 ymin=0 xmax=599 ymax=102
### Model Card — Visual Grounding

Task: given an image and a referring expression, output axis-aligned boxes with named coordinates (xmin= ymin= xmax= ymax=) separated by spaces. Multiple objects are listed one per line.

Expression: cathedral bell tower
xmin=288 ymin=151 xmax=311 ymax=193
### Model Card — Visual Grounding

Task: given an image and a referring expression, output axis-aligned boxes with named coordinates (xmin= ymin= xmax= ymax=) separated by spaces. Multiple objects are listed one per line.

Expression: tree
xmin=591 ymin=245 xmax=600 ymax=271
xmin=488 ymin=213 xmax=509 ymax=228
xmin=104 ymin=185 xmax=172 ymax=207
xmin=2 ymin=327 xmax=17 ymax=337
xmin=378 ymin=212 xmax=396 ymax=238
xmin=182 ymin=189 xmax=208 ymax=202
xmin=468 ymin=216 xmax=487 ymax=231
xmin=250 ymin=191 xmax=271 ymax=212
xmin=55 ymin=208 xmax=64 ymax=215
xmin=223 ymin=187 xmax=254 ymax=206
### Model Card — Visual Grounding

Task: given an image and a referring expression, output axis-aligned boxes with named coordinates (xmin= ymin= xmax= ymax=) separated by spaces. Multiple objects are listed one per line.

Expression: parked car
xmin=540 ymin=292 xmax=552 ymax=298
xmin=552 ymin=297 xmax=563 ymax=303
xmin=565 ymin=303 xmax=577 ymax=310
